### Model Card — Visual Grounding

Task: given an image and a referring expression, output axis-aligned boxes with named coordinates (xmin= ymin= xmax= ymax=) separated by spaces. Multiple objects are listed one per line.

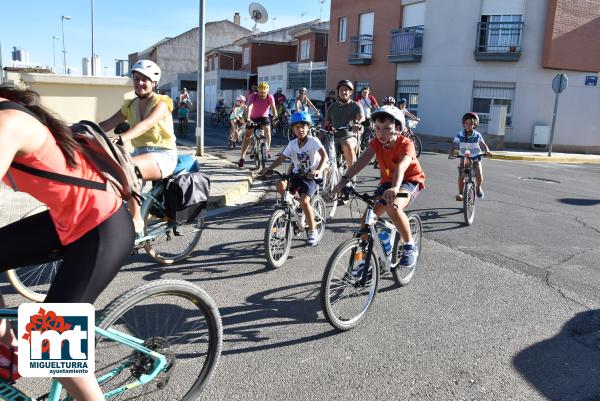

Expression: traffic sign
xmin=552 ymin=73 xmax=568 ymax=94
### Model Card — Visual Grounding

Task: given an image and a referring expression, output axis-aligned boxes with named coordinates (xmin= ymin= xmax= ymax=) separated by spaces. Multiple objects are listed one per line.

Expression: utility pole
xmin=196 ymin=0 xmax=206 ymax=156
xmin=91 ymin=0 xmax=96 ymax=76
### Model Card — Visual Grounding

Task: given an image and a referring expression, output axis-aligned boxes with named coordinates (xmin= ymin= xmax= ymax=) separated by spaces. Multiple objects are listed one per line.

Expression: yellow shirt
xmin=120 ymin=93 xmax=176 ymax=149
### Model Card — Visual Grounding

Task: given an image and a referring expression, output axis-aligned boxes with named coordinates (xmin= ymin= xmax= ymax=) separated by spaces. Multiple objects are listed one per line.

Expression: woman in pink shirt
xmin=0 ymin=87 xmax=134 ymax=400
xmin=238 ymin=81 xmax=277 ymax=167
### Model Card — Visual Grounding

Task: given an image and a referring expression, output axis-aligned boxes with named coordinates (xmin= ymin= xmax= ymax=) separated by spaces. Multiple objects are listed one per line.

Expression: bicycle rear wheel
xmin=463 ymin=182 xmax=476 ymax=226
xmin=96 ymin=279 xmax=222 ymax=401
xmin=221 ymin=117 xmax=231 ymax=129
xmin=264 ymin=209 xmax=292 ymax=269
xmin=143 ymin=198 xmax=205 ymax=265
xmin=310 ymin=195 xmax=326 ymax=242
xmin=321 ymin=165 xmax=339 ymax=220
xmin=391 ymin=213 xmax=423 ymax=286
xmin=321 ymin=237 xmax=379 ymax=331
xmin=5 ymin=206 xmax=57 ymax=302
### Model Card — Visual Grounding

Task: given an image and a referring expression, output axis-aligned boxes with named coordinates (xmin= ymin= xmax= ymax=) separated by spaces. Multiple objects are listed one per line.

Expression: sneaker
xmin=238 ymin=158 xmax=245 ymax=168
xmin=399 ymin=243 xmax=418 ymax=268
xmin=307 ymin=230 xmax=319 ymax=246
xmin=477 ymin=189 xmax=485 ymax=199
xmin=455 ymin=194 xmax=463 ymax=201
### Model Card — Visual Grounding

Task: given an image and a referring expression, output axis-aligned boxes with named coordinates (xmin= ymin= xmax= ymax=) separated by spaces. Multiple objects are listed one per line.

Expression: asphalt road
xmin=5 ymin=122 xmax=600 ymax=400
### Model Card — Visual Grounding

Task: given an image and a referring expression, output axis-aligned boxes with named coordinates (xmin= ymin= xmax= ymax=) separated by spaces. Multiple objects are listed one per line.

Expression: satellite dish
xmin=249 ymin=2 xmax=268 ymax=32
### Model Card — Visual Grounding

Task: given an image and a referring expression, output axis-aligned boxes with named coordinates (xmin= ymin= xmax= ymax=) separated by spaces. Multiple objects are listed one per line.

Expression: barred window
xmin=242 ymin=48 xmax=249 ymax=65
xmin=300 ymin=40 xmax=310 ymax=60
xmin=471 ymin=81 xmax=515 ymax=126
xmin=396 ymin=80 xmax=420 ymax=116
xmin=354 ymin=81 xmax=370 ymax=93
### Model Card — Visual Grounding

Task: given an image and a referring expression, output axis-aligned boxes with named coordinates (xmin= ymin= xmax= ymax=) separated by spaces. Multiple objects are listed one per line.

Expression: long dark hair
xmin=0 ymin=87 xmax=80 ymax=167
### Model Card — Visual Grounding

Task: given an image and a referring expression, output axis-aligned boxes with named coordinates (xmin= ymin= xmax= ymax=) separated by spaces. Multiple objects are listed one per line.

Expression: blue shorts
xmin=289 ymin=175 xmax=318 ymax=197
xmin=375 ymin=181 xmax=420 ymax=205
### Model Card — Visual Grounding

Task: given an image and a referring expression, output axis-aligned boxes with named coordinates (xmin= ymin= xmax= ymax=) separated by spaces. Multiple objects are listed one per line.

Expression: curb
xmin=205 ymin=158 xmax=255 ymax=210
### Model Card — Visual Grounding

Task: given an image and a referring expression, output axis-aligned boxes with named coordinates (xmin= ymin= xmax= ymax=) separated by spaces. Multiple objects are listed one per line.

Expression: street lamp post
xmin=61 ymin=15 xmax=71 ymax=75
xmin=91 ymin=0 xmax=95 ymax=76
xmin=52 ymin=36 xmax=61 ymax=72
xmin=196 ymin=0 xmax=206 ymax=156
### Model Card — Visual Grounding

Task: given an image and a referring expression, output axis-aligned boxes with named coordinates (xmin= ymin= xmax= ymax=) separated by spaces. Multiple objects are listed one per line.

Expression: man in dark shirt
xmin=273 ymin=87 xmax=286 ymax=105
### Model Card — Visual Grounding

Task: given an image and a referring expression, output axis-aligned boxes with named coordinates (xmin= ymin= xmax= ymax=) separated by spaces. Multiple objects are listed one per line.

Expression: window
xmin=242 ymin=47 xmax=249 ymax=65
xmin=212 ymin=57 xmax=219 ymax=70
xmin=354 ymin=81 xmax=370 ymax=93
xmin=300 ymin=39 xmax=310 ymax=60
xmin=471 ymin=81 xmax=515 ymax=126
xmin=396 ymin=80 xmax=420 ymax=116
xmin=479 ymin=15 xmax=523 ymax=53
xmin=338 ymin=17 xmax=347 ymax=42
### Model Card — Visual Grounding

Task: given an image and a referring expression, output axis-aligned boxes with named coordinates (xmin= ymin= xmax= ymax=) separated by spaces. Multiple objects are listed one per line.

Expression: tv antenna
xmin=249 ymin=2 xmax=269 ymax=34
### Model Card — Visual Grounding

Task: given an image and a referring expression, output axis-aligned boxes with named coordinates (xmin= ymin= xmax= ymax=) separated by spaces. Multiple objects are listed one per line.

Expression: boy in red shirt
xmin=335 ymin=105 xmax=425 ymax=267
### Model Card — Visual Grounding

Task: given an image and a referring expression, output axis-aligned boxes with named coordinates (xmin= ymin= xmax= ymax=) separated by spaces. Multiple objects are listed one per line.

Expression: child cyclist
xmin=177 ymin=101 xmax=190 ymax=132
xmin=448 ymin=112 xmax=491 ymax=200
xmin=334 ymin=105 xmax=426 ymax=267
xmin=261 ymin=111 xmax=328 ymax=246
xmin=229 ymin=95 xmax=247 ymax=149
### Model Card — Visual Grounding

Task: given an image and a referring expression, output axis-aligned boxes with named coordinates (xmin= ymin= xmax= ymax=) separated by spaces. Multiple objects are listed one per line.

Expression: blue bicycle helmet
xmin=398 ymin=98 xmax=407 ymax=105
xmin=290 ymin=111 xmax=312 ymax=126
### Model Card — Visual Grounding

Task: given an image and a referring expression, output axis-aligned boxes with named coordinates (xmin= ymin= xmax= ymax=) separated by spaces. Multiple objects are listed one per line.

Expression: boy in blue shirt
xmin=448 ymin=112 xmax=491 ymax=200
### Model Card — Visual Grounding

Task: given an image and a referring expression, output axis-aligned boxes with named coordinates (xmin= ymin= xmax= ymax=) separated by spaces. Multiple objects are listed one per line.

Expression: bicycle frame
xmin=363 ymin=206 xmax=400 ymax=274
xmin=0 ymin=309 xmax=167 ymax=401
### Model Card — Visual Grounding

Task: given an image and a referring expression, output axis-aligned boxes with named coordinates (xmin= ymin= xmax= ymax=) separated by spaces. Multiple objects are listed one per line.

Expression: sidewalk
xmin=0 ymin=144 xmax=253 ymax=227
xmin=421 ymin=137 xmax=600 ymax=164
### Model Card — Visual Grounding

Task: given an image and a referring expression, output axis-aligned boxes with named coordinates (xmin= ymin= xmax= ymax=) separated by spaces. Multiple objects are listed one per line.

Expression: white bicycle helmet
xmin=131 ymin=60 xmax=161 ymax=83
xmin=236 ymin=95 xmax=246 ymax=102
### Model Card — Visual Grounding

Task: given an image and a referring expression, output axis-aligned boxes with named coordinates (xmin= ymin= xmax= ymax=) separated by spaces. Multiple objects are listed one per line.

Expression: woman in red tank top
xmin=0 ymin=87 xmax=134 ymax=400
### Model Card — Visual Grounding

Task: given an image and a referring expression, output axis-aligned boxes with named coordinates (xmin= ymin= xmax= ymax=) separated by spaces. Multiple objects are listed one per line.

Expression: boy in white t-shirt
xmin=261 ymin=111 xmax=328 ymax=246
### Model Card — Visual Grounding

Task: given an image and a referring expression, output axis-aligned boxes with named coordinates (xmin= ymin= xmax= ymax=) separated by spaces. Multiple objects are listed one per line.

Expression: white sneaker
xmin=307 ymin=230 xmax=319 ymax=247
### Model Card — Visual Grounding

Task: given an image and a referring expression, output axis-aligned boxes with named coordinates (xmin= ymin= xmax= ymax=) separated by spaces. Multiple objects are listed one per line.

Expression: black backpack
xmin=164 ymin=171 xmax=211 ymax=223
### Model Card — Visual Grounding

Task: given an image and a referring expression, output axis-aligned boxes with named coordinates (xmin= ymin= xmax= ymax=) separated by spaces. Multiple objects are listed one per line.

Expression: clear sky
xmin=1 ymin=0 xmax=330 ymax=76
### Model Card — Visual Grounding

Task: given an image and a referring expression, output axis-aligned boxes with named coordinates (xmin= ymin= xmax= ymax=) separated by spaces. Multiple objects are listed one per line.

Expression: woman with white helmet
xmin=100 ymin=59 xmax=177 ymax=237
xmin=229 ymin=95 xmax=247 ymax=149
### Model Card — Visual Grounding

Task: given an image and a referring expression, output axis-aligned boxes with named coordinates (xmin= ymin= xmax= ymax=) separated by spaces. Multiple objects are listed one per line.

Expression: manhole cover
xmin=518 ymin=177 xmax=561 ymax=184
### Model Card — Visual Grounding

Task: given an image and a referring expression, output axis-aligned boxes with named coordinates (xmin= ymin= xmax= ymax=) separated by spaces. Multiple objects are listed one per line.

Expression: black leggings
xmin=0 ymin=205 xmax=134 ymax=303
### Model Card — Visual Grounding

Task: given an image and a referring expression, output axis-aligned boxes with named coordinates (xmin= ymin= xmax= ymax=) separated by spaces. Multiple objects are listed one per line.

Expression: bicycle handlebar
xmin=342 ymin=185 xmax=408 ymax=207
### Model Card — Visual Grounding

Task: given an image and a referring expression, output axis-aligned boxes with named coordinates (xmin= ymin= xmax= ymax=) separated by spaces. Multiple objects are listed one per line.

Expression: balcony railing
xmin=348 ymin=34 xmax=373 ymax=65
xmin=474 ymin=21 xmax=524 ymax=61
xmin=389 ymin=26 xmax=424 ymax=63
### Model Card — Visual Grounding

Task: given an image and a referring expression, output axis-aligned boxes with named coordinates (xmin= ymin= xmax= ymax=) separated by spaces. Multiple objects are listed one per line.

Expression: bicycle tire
xmin=259 ymin=142 xmax=268 ymax=170
xmin=310 ymin=195 xmax=326 ymax=242
xmin=5 ymin=205 xmax=58 ymax=302
xmin=142 ymin=197 xmax=205 ymax=264
xmin=411 ymin=133 xmax=422 ymax=158
xmin=264 ymin=209 xmax=292 ymax=269
xmin=321 ymin=237 xmax=379 ymax=331
xmin=391 ymin=213 xmax=423 ymax=286
xmin=210 ymin=113 xmax=219 ymax=127
xmin=221 ymin=117 xmax=231 ymax=129
xmin=463 ymin=182 xmax=476 ymax=226
xmin=96 ymin=279 xmax=222 ymax=401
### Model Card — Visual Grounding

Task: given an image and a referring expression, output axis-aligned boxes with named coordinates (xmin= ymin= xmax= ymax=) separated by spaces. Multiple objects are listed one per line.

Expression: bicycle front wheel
xmin=259 ymin=142 xmax=268 ymax=170
xmin=143 ymin=198 xmax=205 ymax=265
xmin=321 ymin=166 xmax=339 ymax=220
xmin=210 ymin=113 xmax=219 ymax=127
xmin=391 ymin=213 xmax=423 ymax=286
xmin=221 ymin=117 xmax=231 ymax=129
xmin=412 ymin=134 xmax=422 ymax=158
xmin=463 ymin=182 xmax=476 ymax=226
xmin=264 ymin=209 xmax=292 ymax=269
xmin=321 ymin=238 xmax=379 ymax=331
xmin=96 ymin=279 xmax=222 ymax=401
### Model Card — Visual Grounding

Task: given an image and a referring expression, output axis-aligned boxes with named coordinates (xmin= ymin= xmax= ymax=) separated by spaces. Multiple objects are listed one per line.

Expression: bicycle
xmin=246 ymin=120 xmax=269 ymax=170
xmin=5 ymin=156 xmax=206 ymax=302
xmin=210 ymin=108 xmax=230 ymax=128
xmin=263 ymin=170 xmax=326 ymax=269
xmin=320 ymin=186 xmax=423 ymax=331
xmin=177 ymin=117 xmax=189 ymax=138
xmin=273 ymin=114 xmax=289 ymax=139
xmin=228 ymin=121 xmax=245 ymax=150
xmin=404 ymin=119 xmax=422 ymax=158
xmin=449 ymin=150 xmax=491 ymax=226
xmin=0 ymin=278 xmax=222 ymax=400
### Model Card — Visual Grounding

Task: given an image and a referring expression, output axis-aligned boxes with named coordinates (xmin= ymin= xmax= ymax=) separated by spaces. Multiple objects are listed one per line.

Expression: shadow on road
xmin=410 ymin=207 xmax=465 ymax=233
xmin=513 ymin=309 xmax=600 ymax=400
xmin=558 ymin=198 xmax=600 ymax=206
